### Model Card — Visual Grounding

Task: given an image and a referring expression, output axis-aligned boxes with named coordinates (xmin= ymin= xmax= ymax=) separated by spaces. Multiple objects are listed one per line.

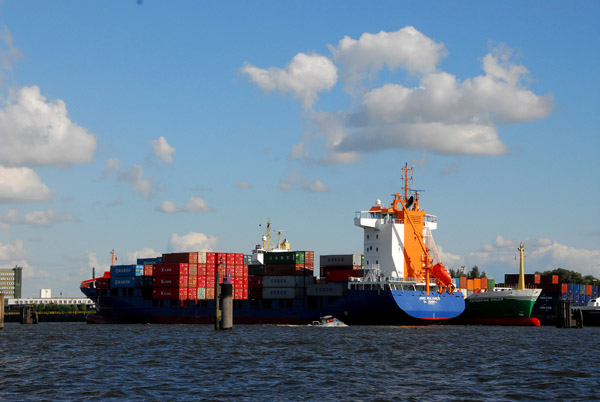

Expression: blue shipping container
xmin=110 ymin=276 xmax=140 ymax=288
xmin=137 ymin=257 xmax=162 ymax=265
xmin=111 ymin=264 xmax=144 ymax=277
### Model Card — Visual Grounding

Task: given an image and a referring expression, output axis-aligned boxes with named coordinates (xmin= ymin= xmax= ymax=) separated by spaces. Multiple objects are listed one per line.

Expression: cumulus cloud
xmin=236 ymin=182 xmax=252 ymax=189
xmin=240 ymin=52 xmax=337 ymax=110
xmin=0 ymin=166 xmax=55 ymax=203
xmin=152 ymin=136 xmax=175 ymax=164
xmin=243 ymin=27 xmax=553 ymax=164
xmin=0 ymin=26 xmax=23 ymax=86
xmin=0 ymin=208 xmax=76 ymax=227
xmin=127 ymin=247 xmax=160 ymax=264
xmin=168 ymin=232 xmax=219 ymax=252
xmin=119 ymin=164 xmax=153 ymax=199
xmin=156 ymin=196 xmax=212 ymax=214
xmin=101 ymin=158 xmax=121 ymax=179
xmin=461 ymin=236 xmax=600 ymax=280
xmin=0 ymin=239 xmax=27 ymax=261
xmin=0 ymin=86 xmax=97 ymax=167
xmin=329 ymin=26 xmax=447 ymax=87
xmin=280 ymin=172 xmax=328 ymax=192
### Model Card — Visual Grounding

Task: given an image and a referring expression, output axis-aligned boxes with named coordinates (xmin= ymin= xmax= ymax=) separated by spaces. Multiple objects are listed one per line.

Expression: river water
xmin=0 ymin=323 xmax=597 ymax=401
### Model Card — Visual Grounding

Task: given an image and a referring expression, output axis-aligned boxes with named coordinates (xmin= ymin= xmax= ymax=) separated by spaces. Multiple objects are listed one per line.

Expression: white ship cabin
xmin=353 ymin=198 xmax=439 ymax=290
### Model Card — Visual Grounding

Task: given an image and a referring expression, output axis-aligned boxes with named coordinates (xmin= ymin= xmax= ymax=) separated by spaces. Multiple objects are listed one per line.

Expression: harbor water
xmin=1 ymin=323 xmax=598 ymax=401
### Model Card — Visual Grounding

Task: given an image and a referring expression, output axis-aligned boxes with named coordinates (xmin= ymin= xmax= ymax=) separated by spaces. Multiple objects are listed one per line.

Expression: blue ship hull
xmin=82 ymin=286 xmax=465 ymax=325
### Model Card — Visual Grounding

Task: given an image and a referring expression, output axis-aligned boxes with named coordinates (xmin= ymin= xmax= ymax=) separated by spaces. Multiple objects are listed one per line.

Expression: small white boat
xmin=311 ymin=315 xmax=347 ymax=327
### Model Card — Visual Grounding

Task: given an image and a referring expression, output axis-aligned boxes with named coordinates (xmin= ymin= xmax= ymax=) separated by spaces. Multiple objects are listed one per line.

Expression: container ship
xmin=450 ymin=244 xmax=541 ymax=326
xmin=80 ymin=164 xmax=465 ymax=325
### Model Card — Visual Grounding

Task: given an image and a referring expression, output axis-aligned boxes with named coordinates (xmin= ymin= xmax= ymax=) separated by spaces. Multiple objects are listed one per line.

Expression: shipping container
xmin=144 ymin=265 xmax=154 ymax=276
xmin=248 ymin=276 xmax=263 ymax=289
xmin=197 ymin=275 xmax=207 ymax=288
xmin=154 ymin=263 xmax=189 ymax=276
xmin=264 ymin=264 xmax=307 ymax=276
xmin=162 ymin=252 xmax=198 ymax=264
xmin=111 ymin=264 xmax=144 ymax=277
xmin=262 ymin=287 xmax=304 ymax=299
xmin=137 ymin=257 xmax=162 ymax=265
xmin=95 ymin=278 xmax=110 ymax=289
xmin=488 ymin=279 xmax=495 ymax=289
xmin=110 ymin=277 xmax=138 ymax=288
xmin=205 ymin=288 xmax=215 ymax=300
xmin=459 ymin=276 xmax=467 ymax=289
xmin=153 ymin=275 xmax=188 ymax=288
xmin=196 ymin=287 xmax=206 ymax=300
xmin=262 ymin=276 xmax=313 ymax=287
xmin=248 ymin=264 xmax=264 ymax=276
xmin=188 ymin=263 xmax=198 ymax=277
xmin=264 ymin=251 xmax=305 ymax=265
xmin=243 ymin=255 xmax=253 ymax=265
xmin=320 ymin=254 xmax=362 ymax=268
xmin=306 ymin=283 xmax=347 ymax=297
xmin=325 ymin=269 xmax=361 ymax=283
xmin=480 ymin=277 xmax=488 ymax=289
xmin=152 ymin=288 xmax=187 ymax=299
xmin=562 ymin=283 xmax=569 ymax=294
xmin=473 ymin=278 xmax=482 ymax=290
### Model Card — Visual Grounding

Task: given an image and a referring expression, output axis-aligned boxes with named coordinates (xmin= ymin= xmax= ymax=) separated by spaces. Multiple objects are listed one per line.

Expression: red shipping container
xmin=325 ymin=269 xmax=360 ymax=282
xmin=459 ymin=277 xmax=467 ymax=289
xmin=188 ymin=275 xmax=198 ymax=288
xmin=561 ymin=283 xmax=568 ymax=294
xmin=206 ymin=264 xmax=215 ymax=276
xmin=480 ymin=277 xmax=488 ymax=289
xmin=153 ymin=275 xmax=188 ymax=288
xmin=234 ymin=265 xmax=243 ymax=277
xmin=248 ymin=276 xmax=263 ymax=288
xmin=198 ymin=263 xmax=207 ymax=276
xmin=95 ymin=278 xmax=110 ymax=289
xmin=243 ymin=265 xmax=248 ymax=277
xmin=216 ymin=253 xmax=228 ymax=265
xmin=206 ymin=252 xmax=216 ymax=263
xmin=144 ymin=265 xmax=154 ymax=276
xmin=152 ymin=288 xmax=181 ymax=299
xmin=197 ymin=275 xmax=207 ymax=288
xmin=234 ymin=277 xmax=247 ymax=288
xmin=205 ymin=288 xmax=215 ymax=300
xmin=154 ymin=263 xmax=189 ymax=276
xmin=187 ymin=288 xmax=197 ymax=300
xmin=226 ymin=253 xmax=235 ymax=265
xmin=586 ymin=285 xmax=593 ymax=295
xmin=162 ymin=252 xmax=198 ymax=264
xmin=206 ymin=276 xmax=216 ymax=288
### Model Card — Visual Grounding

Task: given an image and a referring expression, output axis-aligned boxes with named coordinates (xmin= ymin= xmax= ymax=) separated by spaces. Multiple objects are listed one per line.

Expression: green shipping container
xmin=264 ymin=251 xmax=305 ymax=265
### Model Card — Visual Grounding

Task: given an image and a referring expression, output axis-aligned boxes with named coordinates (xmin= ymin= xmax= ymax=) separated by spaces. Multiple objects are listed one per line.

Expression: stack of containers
xmin=259 ymin=251 xmax=314 ymax=299
xmin=198 ymin=252 xmax=248 ymax=300
xmin=319 ymin=254 xmax=362 ymax=283
xmin=110 ymin=264 xmax=149 ymax=288
xmin=152 ymin=253 xmax=191 ymax=299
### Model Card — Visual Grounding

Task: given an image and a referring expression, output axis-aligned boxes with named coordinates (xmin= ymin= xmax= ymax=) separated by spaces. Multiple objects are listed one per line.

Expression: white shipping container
xmin=198 ymin=252 xmax=207 ymax=264
xmin=262 ymin=287 xmax=304 ymax=299
xmin=319 ymin=254 xmax=362 ymax=268
xmin=262 ymin=276 xmax=312 ymax=288
xmin=306 ymin=283 xmax=347 ymax=297
xmin=197 ymin=287 xmax=206 ymax=300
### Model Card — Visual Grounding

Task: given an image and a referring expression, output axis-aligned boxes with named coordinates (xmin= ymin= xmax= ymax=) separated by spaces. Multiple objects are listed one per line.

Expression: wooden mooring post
xmin=0 ymin=294 xmax=5 ymax=329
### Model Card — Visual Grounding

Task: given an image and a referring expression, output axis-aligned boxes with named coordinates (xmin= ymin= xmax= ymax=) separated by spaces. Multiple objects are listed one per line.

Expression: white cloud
xmin=152 ymin=136 xmax=175 ymax=164
xmin=301 ymin=179 xmax=328 ymax=193
xmin=236 ymin=182 xmax=252 ymax=189
xmin=119 ymin=164 xmax=153 ymax=199
xmin=157 ymin=200 xmax=179 ymax=214
xmin=127 ymin=247 xmax=160 ymax=264
xmin=168 ymin=232 xmax=219 ymax=252
xmin=280 ymin=171 xmax=328 ymax=192
xmin=23 ymin=208 xmax=77 ymax=226
xmin=101 ymin=158 xmax=121 ymax=179
xmin=0 ymin=208 xmax=76 ymax=226
xmin=86 ymin=251 xmax=110 ymax=275
xmin=461 ymin=236 xmax=600 ymax=280
xmin=244 ymin=27 xmax=553 ymax=163
xmin=0 ymin=239 xmax=27 ymax=260
xmin=240 ymin=52 xmax=338 ymax=110
xmin=0 ymin=166 xmax=55 ymax=203
xmin=0 ymin=86 xmax=97 ymax=167
xmin=156 ymin=196 xmax=212 ymax=214
xmin=329 ymin=26 xmax=447 ymax=87
xmin=184 ymin=196 xmax=211 ymax=213
xmin=0 ymin=26 xmax=23 ymax=86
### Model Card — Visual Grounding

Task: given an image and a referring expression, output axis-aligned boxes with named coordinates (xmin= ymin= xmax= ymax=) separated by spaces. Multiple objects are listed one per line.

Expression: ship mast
xmin=516 ymin=243 xmax=526 ymax=290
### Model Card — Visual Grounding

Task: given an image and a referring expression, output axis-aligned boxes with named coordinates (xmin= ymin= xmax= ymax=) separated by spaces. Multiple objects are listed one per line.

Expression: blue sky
xmin=0 ymin=1 xmax=598 ymax=297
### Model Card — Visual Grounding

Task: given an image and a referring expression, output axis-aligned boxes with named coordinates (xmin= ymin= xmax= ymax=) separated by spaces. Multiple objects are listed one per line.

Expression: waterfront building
xmin=0 ymin=266 xmax=22 ymax=298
